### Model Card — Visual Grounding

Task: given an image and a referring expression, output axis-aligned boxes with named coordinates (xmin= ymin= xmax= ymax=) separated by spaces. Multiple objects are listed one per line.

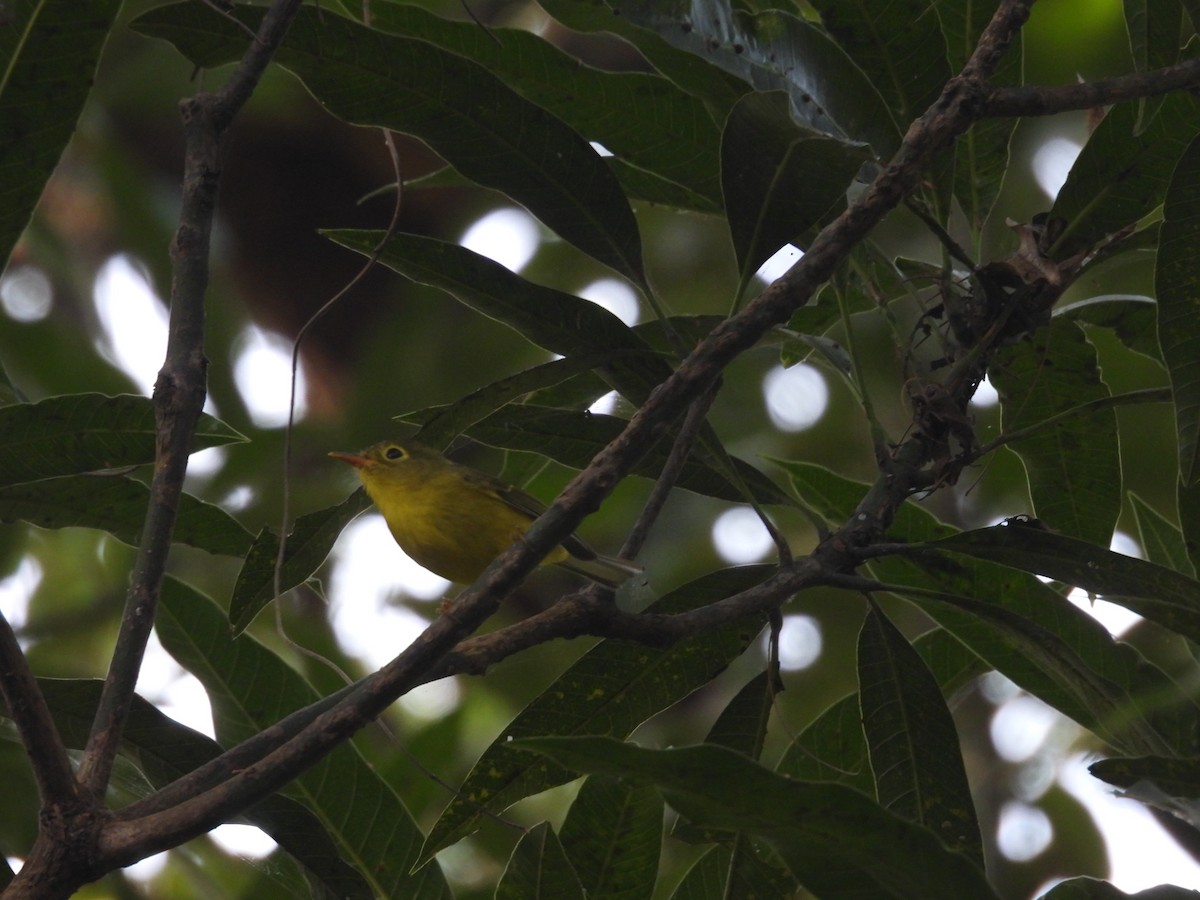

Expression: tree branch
xmin=74 ymin=0 xmax=306 ymax=801
xmin=0 ymin=614 xmax=78 ymax=809
xmin=985 ymin=56 xmax=1200 ymax=118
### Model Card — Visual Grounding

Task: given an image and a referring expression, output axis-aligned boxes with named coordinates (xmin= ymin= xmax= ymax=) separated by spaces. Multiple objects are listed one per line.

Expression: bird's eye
xmin=385 ymin=446 xmax=406 ymax=460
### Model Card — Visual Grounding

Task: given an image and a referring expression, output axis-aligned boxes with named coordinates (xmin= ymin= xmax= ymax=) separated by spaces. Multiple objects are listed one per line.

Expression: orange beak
xmin=328 ymin=451 xmax=371 ymax=469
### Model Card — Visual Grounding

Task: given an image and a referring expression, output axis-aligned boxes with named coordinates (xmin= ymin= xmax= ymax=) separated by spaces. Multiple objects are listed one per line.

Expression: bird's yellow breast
xmin=359 ymin=459 xmax=567 ymax=583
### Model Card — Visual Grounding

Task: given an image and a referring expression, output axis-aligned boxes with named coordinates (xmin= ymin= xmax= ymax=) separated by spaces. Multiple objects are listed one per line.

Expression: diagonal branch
xmin=75 ymin=0 xmax=305 ymax=800
xmin=0 ymin=613 xmax=78 ymax=809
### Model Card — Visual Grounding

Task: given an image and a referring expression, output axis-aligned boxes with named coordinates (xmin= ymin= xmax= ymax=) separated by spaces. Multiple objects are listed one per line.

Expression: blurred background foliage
xmin=2 ymin=0 xmax=1196 ymax=897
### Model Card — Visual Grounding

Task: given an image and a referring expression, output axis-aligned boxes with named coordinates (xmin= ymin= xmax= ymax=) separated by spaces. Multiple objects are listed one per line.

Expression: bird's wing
xmin=463 ymin=468 xmax=598 ymax=560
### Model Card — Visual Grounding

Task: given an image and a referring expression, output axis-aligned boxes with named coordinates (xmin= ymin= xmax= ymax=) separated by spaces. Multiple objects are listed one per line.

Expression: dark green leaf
xmin=1058 ymin=295 xmax=1163 ymax=363
xmin=674 ymin=670 xmax=778 ymax=844
xmin=721 ymin=91 xmax=866 ymax=290
xmin=0 ymin=394 xmax=244 ymax=487
xmin=0 ymin=475 xmax=253 ymax=556
xmin=858 ymin=606 xmax=984 ymax=866
xmin=419 ymin=567 xmax=772 ymax=864
xmin=326 ymin=230 xmax=668 ymax=407
xmin=0 ymin=0 xmax=122 ymax=269
xmin=133 ymin=3 xmax=646 ymax=285
xmin=1091 ymin=754 xmax=1200 ymax=798
xmin=347 ymin=0 xmax=723 ymax=208
xmin=157 ymin=579 xmax=451 ymax=899
xmin=810 ymin=0 xmax=950 ymax=127
xmin=516 ymin=738 xmax=998 ymax=900
xmin=1156 ymin=131 xmax=1200 ymax=485
xmin=229 ymin=490 xmax=373 ymax=634
xmin=400 ymin=404 xmax=793 ymax=506
xmin=991 ymin=320 xmax=1121 ymax=544
xmin=1051 ymin=92 xmax=1200 ymax=262
xmin=540 ymin=0 xmax=749 ymax=118
xmin=496 ymin=822 xmax=585 ymax=900
xmin=606 ymin=3 xmax=900 ymax=157
xmin=779 ymin=628 xmax=985 ymax=795
xmin=935 ymin=0 xmax=1020 ymax=231
xmin=1129 ymin=492 xmax=1194 ymax=576
xmin=560 ymin=776 xmax=661 ymax=899
xmin=1043 ymin=876 xmax=1200 ymax=899
xmin=409 ymin=353 xmax=626 ymax=451
xmin=779 ymin=461 xmax=1199 ymax=757
xmin=931 ymin=524 xmax=1200 ymax=644
xmin=668 ymin=842 xmax=798 ymax=900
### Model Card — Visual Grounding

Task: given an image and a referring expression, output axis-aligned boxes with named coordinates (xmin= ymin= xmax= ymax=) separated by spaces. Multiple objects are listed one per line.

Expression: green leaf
xmin=673 ymin=670 xmax=778 ymax=844
xmin=1090 ymin=754 xmax=1200 ymax=799
xmin=515 ymin=738 xmax=998 ymax=900
xmin=0 ymin=678 xmax=374 ymax=899
xmin=229 ymin=490 xmax=373 ymax=634
xmin=668 ymin=842 xmax=798 ymax=900
xmin=496 ymin=822 xmax=585 ymax=900
xmin=0 ymin=475 xmax=253 ymax=556
xmin=935 ymin=0 xmax=1020 ymax=233
xmin=1125 ymin=0 xmax=1184 ymax=74
xmin=1156 ymin=131 xmax=1200 ymax=485
xmin=157 ymin=579 xmax=451 ymax=899
xmin=1178 ymin=478 xmax=1200 ymax=577
xmin=1129 ymin=491 xmax=1194 ymax=576
xmin=347 ymin=0 xmax=723 ymax=208
xmin=409 ymin=353 xmax=626 ymax=451
xmin=991 ymin=319 xmax=1121 ymax=544
xmin=559 ymin=776 xmax=662 ymax=899
xmin=419 ymin=567 xmax=772 ymax=864
xmin=540 ymin=0 xmax=749 ymax=119
xmin=607 ymin=4 xmax=901 ymax=157
xmin=325 ymin=230 xmax=668 ymax=407
xmin=0 ymin=0 xmax=122 ymax=269
xmin=1051 ymin=92 xmax=1200 ymax=262
xmin=779 ymin=461 xmax=1199 ymax=757
xmin=858 ymin=606 xmax=984 ymax=867
xmin=703 ymin=670 xmax=776 ymax=761
xmin=779 ymin=628 xmax=985 ymax=795
xmin=0 ymin=394 xmax=244 ymax=487
xmin=1058 ymin=295 xmax=1163 ymax=363
xmin=721 ymin=91 xmax=866 ymax=291
xmin=777 ymin=691 xmax=874 ymax=794
xmin=399 ymin=404 xmax=793 ymax=506
xmin=930 ymin=524 xmax=1200 ymax=646
xmin=809 ymin=0 xmax=950 ymax=127
xmin=133 ymin=3 xmax=646 ymax=285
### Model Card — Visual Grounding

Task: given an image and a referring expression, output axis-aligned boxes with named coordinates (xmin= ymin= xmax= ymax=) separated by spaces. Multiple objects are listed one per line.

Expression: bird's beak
xmin=328 ymin=451 xmax=371 ymax=469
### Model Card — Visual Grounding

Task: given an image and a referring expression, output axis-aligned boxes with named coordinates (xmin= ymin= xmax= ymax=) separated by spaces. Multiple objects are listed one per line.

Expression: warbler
xmin=330 ymin=440 xmax=640 ymax=587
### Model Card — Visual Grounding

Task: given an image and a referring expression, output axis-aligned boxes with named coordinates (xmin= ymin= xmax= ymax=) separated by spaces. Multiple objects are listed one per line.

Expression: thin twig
xmin=76 ymin=0 xmax=306 ymax=800
xmin=971 ymin=386 xmax=1171 ymax=459
xmin=621 ymin=384 xmax=718 ymax=560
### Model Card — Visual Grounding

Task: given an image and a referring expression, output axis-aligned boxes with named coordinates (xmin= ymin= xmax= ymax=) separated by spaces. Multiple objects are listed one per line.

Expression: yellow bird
xmin=329 ymin=440 xmax=641 ymax=587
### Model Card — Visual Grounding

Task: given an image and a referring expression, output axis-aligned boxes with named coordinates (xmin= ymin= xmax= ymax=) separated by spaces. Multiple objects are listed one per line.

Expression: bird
xmin=329 ymin=440 xmax=641 ymax=587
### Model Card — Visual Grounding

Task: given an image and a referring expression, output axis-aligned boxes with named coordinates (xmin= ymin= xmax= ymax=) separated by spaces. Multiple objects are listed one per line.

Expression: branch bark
xmin=2 ymin=2 xmax=304 ymax=897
